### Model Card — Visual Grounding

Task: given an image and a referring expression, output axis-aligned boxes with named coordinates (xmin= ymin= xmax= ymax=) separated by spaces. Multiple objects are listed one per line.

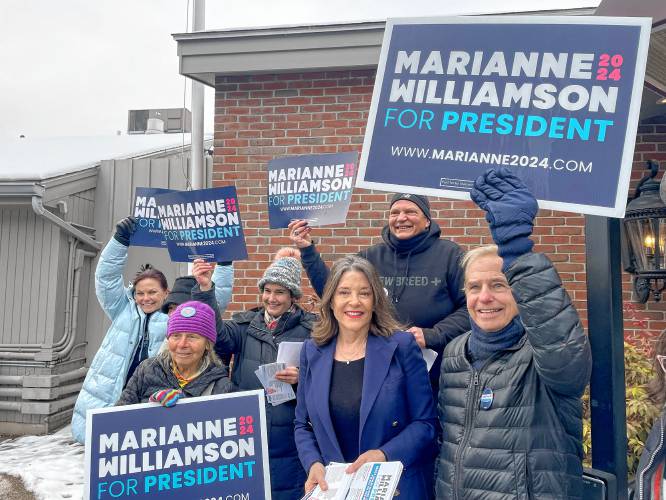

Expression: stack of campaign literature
xmin=254 ymin=362 xmax=295 ymax=405
xmin=300 ymin=461 xmax=403 ymax=500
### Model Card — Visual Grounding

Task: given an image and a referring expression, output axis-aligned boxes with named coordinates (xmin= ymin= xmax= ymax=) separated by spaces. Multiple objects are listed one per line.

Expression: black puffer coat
xmin=116 ymin=354 xmax=231 ymax=405
xmin=436 ymin=252 xmax=592 ymax=499
xmin=215 ymin=305 xmax=315 ymax=500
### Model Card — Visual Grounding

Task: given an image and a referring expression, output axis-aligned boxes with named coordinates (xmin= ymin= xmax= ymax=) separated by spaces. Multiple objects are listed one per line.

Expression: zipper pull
xmin=473 ymin=372 xmax=479 ymax=386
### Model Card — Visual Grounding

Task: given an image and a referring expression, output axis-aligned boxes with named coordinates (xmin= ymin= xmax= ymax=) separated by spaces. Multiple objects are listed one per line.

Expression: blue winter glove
xmin=470 ymin=168 xmax=538 ymax=271
xmin=113 ymin=216 xmax=137 ymax=246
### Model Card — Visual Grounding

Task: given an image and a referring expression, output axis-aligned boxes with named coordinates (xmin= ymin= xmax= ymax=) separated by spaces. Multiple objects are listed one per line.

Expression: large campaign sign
xmin=130 ymin=188 xmax=172 ymax=248
xmin=155 ymin=186 xmax=248 ymax=262
xmin=357 ymin=16 xmax=651 ymax=218
xmin=84 ymin=390 xmax=270 ymax=500
xmin=267 ymin=152 xmax=358 ymax=228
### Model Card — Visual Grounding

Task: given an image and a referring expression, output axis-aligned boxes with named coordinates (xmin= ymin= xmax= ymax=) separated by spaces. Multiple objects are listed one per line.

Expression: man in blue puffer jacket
xmin=71 ymin=217 xmax=234 ymax=443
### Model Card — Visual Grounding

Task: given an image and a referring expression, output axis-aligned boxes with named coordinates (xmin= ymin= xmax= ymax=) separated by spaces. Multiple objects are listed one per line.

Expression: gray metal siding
xmin=67 ymin=187 xmax=96 ymax=228
xmin=0 ymin=207 xmax=59 ymax=346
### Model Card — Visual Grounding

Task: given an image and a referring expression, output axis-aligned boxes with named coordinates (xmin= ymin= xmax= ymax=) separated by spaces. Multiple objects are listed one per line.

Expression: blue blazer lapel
xmin=359 ymin=334 xmax=397 ymax=440
xmin=310 ymin=337 xmax=344 ymax=460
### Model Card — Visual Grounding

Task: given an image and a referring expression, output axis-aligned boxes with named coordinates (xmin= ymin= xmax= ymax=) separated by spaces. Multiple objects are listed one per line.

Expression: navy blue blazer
xmin=294 ymin=331 xmax=438 ymax=499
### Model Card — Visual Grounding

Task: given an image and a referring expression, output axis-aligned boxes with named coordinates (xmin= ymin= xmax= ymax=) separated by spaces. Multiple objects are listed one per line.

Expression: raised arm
xmin=471 ymin=167 xmax=591 ymax=396
xmin=212 ymin=262 xmax=234 ymax=314
xmin=95 ymin=217 xmax=137 ymax=319
xmin=507 ymin=252 xmax=591 ymax=396
xmin=190 ymin=260 xmax=242 ymax=358
xmin=289 ymin=219 xmax=330 ymax=297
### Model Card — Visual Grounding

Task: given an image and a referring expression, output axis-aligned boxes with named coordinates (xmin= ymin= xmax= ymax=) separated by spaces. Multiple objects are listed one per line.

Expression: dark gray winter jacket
xmin=116 ymin=354 xmax=231 ymax=405
xmin=436 ymin=252 xmax=592 ymax=499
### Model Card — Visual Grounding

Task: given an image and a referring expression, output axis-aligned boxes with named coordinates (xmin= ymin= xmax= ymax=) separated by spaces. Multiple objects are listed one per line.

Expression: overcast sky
xmin=1 ymin=0 xmax=600 ymax=141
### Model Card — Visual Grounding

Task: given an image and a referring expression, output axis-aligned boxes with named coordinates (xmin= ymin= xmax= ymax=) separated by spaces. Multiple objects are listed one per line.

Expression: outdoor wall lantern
xmin=623 ymin=160 xmax=666 ymax=303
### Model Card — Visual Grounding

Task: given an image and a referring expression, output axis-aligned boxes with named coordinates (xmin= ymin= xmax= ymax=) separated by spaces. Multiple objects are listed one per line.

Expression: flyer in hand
xmin=301 ymin=461 xmax=403 ymax=500
xmin=254 ymin=362 xmax=296 ymax=406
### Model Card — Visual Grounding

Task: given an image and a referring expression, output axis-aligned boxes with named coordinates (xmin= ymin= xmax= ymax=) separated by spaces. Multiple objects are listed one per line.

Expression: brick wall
xmin=213 ymin=69 xmax=666 ymax=351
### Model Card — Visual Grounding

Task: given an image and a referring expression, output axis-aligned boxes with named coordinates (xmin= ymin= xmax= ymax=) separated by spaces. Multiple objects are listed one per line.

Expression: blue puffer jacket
xmin=71 ymin=238 xmax=234 ymax=443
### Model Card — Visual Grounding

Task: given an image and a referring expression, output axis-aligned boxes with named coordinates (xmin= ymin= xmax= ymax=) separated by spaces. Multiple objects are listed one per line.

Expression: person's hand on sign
xmin=149 ymin=388 xmax=183 ymax=408
xmin=113 ymin=216 xmax=137 ymax=247
xmin=193 ymin=259 xmax=216 ymax=292
xmin=407 ymin=326 xmax=426 ymax=348
xmin=275 ymin=366 xmax=299 ymax=385
xmin=305 ymin=462 xmax=328 ymax=493
xmin=288 ymin=219 xmax=313 ymax=249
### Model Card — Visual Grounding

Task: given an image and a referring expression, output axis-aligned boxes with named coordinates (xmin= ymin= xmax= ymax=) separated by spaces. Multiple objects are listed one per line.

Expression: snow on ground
xmin=0 ymin=427 xmax=85 ymax=499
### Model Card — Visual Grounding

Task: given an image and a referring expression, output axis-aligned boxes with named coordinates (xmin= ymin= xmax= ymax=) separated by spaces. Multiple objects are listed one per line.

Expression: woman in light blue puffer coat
xmin=71 ymin=217 xmax=234 ymax=443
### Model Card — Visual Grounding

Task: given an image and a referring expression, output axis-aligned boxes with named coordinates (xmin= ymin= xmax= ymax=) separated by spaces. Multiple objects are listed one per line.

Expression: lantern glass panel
xmin=626 ymin=218 xmax=656 ymax=271
xmin=658 ymin=217 xmax=666 ymax=269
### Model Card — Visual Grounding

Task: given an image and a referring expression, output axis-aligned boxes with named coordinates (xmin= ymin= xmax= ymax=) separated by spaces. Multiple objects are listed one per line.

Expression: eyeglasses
xmin=657 ymin=355 xmax=666 ymax=374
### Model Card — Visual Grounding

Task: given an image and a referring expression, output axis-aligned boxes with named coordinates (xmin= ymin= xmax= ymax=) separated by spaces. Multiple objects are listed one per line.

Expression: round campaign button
xmin=180 ymin=306 xmax=196 ymax=318
xmin=480 ymin=387 xmax=494 ymax=410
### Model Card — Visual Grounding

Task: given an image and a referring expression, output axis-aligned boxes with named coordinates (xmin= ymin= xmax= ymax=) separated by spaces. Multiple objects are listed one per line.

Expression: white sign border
xmin=83 ymin=389 xmax=271 ymax=500
xmin=356 ymin=15 xmax=653 ymax=218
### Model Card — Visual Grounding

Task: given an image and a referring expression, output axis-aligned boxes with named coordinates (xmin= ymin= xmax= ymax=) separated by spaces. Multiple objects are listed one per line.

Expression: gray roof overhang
xmin=173 ymin=8 xmax=666 ymax=117
xmin=0 ymin=168 xmax=98 ymax=206
xmin=172 ymin=8 xmax=597 ymax=86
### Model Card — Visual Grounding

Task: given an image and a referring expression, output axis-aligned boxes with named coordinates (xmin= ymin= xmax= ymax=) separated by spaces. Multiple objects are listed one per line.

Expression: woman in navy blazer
xmin=294 ymin=255 xmax=438 ymax=499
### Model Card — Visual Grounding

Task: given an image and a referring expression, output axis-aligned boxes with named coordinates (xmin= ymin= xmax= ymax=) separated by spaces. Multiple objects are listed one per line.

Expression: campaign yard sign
xmin=130 ymin=188 xmax=173 ymax=248
xmin=357 ymin=16 xmax=651 ymax=218
xmin=267 ymin=152 xmax=358 ymax=228
xmin=155 ymin=186 xmax=248 ymax=263
xmin=84 ymin=390 xmax=270 ymax=500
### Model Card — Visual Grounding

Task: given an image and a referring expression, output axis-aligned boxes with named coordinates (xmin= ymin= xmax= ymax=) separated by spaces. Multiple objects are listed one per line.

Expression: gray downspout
xmin=31 ymin=196 xmax=101 ymax=251
xmin=52 ymin=238 xmax=77 ymax=350
xmin=54 ymin=248 xmax=97 ymax=359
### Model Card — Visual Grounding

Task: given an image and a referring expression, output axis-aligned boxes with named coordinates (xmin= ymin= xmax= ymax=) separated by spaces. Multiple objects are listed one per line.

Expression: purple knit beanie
xmin=166 ymin=301 xmax=216 ymax=343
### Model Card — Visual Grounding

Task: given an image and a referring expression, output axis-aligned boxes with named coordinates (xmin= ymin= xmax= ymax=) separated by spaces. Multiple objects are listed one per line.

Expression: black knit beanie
xmin=389 ymin=193 xmax=431 ymax=220
xmin=161 ymin=276 xmax=196 ymax=314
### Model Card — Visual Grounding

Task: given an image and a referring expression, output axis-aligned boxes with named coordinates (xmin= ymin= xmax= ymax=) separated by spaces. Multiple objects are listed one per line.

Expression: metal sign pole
xmin=585 ymin=215 xmax=628 ymax=499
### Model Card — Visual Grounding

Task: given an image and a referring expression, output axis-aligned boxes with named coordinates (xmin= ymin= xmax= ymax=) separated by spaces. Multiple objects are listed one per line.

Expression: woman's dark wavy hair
xmin=647 ymin=330 xmax=666 ymax=406
xmin=133 ymin=263 xmax=168 ymax=290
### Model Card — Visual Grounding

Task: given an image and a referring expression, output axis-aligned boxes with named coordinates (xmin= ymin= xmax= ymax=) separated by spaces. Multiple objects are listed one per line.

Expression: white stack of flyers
xmin=254 ymin=362 xmax=295 ymax=405
xmin=301 ymin=461 xmax=403 ymax=500
xmin=276 ymin=341 xmax=304 ymax=367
